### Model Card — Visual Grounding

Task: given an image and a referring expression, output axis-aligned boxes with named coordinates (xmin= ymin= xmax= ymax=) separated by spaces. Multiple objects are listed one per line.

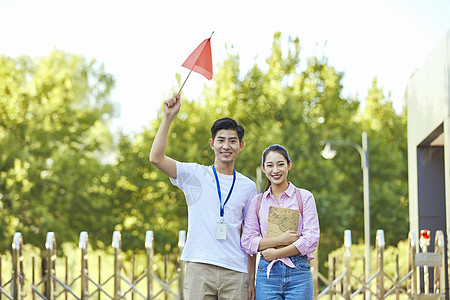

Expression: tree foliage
xmin=116 ymin=32 xmax=408 ymax=261
xmin=0 ymin=50 xmax=116 ymax=250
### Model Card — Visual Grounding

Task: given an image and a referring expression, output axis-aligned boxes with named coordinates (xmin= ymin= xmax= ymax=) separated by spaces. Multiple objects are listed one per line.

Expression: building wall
xmin=407 ymin=29 xmax=449 ymax=295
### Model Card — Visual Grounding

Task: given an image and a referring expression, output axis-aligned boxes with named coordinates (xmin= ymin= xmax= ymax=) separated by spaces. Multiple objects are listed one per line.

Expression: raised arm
xmin=149 ymin=93 xmax=180 ymax=179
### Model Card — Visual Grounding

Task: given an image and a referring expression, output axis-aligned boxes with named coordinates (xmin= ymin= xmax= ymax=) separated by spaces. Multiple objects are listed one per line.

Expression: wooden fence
xmin=311 ymin=229 xmax=446 ymax=300
xmin=1 ymin=231 xmax=186 ymax=300
xmin=0 ymin=229 xmax=446 ymax=299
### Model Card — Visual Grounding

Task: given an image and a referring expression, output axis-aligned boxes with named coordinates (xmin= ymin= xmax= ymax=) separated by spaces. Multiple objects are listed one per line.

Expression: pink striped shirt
xmin=241 ymin=183 xmax=320 ymax=275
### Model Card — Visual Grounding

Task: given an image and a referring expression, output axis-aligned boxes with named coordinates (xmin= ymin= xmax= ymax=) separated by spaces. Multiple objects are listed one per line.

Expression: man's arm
xmin=149 ymin=93 xmax=180 ymax=179
xmin=247 ymin=254 xmax=256 ymax=300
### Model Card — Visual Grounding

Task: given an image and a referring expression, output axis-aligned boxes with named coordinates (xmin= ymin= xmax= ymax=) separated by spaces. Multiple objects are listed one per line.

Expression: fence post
xmin=1 ymin=256 xmax=2 ymax=300
xmin=395 ymin=255 xmax=400 ymax=300
xmin=328 ymin=253 xmax=334 ymax=300
xmin=112 ymin=231 xmax=122 ymax=300
xmin=98 ymin=256 xmax=101 ymax=300
xmin=408 ymin=231 xmax=417 ymax=297
xmin=164 ymin=255 xmax=168 ymax=300
xmin=64 ymin=257 xmax=68 ymax=300
xmin=434 ymin=230 xmax=445 ymax=296
xmin=12 ymin=232 xmax=24 ymax=300
xmin=178 ymin=230 xmax=186 ymax=300
xmin=343 ymin=230 xmax=351 ymax=300
xmin=79 ymin=232 xmax=89 ymax=300
xmin=45 ymin=232 xmax=56 ymax=300
xmin=311 ymin=246 xmax=318 ymax=300
xmin=376 ymin=230 xmax=385 ymax=299
xmin=145 ymin=231 xmax=154 ymax=300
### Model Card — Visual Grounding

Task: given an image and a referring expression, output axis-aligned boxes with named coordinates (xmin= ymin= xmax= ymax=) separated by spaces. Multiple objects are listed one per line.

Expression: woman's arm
xmin=292 ymin=191 xmax=320 ymax=256
xmin=257 ymin=230 xmax=299 ymax=251
xmin=261 ymin=244 xmax=300 ymax=262
xmin=241 ymin=195 xmax=263 ymax=255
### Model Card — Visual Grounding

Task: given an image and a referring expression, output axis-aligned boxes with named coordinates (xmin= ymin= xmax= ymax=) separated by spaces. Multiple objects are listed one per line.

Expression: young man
xmin=149 ymin=93 xmax=257 ymax=300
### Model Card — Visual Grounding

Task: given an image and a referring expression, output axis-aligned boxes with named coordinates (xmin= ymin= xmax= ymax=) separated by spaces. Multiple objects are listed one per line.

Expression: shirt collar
xmin=263 ymin=182 xmax=295 ymax=199
xmin=285 ymin=182 xmax=296 ymax=197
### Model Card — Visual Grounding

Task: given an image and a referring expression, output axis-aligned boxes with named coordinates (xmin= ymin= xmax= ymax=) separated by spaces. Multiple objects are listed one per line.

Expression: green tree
xmin=0 ymin=32 xmax=408 ymax=273
xmin=113 ymin=33 xmax=408 ymax=270
xmin=356 ymin=78 xmax=409 ymax=244
xmin=0 ymin=50 xmax=116 ymax=251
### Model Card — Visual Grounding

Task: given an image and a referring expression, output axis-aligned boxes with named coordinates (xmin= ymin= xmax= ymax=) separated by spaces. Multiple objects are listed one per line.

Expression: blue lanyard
xmin=212 ymin=165 xmax=236 ymax=218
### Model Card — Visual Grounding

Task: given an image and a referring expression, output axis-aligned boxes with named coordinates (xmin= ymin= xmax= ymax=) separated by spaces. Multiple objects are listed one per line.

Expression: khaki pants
xmin=184 ymin=262 xmax=249 ymax=300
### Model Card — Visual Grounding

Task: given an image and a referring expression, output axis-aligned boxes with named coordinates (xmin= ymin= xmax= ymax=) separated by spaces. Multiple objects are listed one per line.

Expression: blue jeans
xmin=255 ymin=255 xmax=313 ymax=300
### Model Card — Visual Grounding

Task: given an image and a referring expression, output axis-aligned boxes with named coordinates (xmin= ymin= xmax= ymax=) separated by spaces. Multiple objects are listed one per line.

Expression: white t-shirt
xmin=170 ymin=162 xmax=257 ymax=273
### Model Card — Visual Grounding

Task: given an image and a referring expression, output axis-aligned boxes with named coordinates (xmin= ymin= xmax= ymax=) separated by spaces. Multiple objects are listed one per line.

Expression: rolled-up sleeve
xmin=293 ymin=191 xmax=320 ymax=259
xmin=241 ymin=194 xmax=262 ymax=255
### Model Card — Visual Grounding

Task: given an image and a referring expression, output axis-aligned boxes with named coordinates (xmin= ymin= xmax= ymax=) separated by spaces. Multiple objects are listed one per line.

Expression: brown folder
xmin=266 ymin=206 xmax=300 ymax=238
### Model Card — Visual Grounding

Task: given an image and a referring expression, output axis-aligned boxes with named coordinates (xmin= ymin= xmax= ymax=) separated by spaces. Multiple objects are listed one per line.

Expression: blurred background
xmin=1 ymin=0 xmax=450 ymax=296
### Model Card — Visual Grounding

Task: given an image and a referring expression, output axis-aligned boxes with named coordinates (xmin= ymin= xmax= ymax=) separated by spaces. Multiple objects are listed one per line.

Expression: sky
xmin=1 ymin=0 xmax=449 ymax=134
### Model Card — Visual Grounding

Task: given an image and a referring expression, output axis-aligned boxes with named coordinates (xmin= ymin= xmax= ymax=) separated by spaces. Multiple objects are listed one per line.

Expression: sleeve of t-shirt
xmin=169 ymin=161 xmax=199 ymax=189
xmin=243 ymin=184 xmax=258 ymax=218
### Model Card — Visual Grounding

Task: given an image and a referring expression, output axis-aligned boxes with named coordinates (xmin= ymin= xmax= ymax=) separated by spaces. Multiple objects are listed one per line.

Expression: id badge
xmin=216 ymin=218 xmax=227 ymax=240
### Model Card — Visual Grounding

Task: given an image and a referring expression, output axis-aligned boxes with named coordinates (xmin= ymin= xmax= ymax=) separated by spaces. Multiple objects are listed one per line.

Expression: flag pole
xmin=178 ymin=69 xmax=192 ymax=94
xmin=178 ymin=31 xmax=214 ymax=94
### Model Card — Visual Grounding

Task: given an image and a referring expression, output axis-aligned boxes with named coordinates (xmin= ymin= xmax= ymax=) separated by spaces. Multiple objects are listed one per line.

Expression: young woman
xmin=241 ymin=144 xmax=320 ymax=300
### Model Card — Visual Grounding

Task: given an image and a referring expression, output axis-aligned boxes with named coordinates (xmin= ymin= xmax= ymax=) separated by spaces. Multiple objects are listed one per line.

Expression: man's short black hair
xmin=210 ymin=117 xmax=244 ymax=142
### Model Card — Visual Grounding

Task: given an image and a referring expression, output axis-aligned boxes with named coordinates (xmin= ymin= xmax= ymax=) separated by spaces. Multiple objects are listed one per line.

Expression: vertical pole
xmin=328 ymin=254 xmax=334 ymax=300
xmin=80 ymin=231 xmax=89 ymax=300
xmin=32 ymin=257 xmax=35 ymax=300
xmin=45 ymin=232 xmax=56 ymax=300
xmin=112 ymin=231 xmax=121 ymax=300
xmin=18 ymin=235 xmax=24 ymax=300
xmin=363 ymin=256 xmax=366 ymax=300
xmin=12 ymin=233 xmax=22 ymax=300
xmin=164 ymin=255 xmax=168 ymax=300
xmin=41 ymin=257 xmax=48 ymax=299
xmin=423 ymin=243 xmax=429 ymax=294
xmin=376 ymin=230 xmax=384 ymax=299
xmin=362 ymin=132 xmax=371 ymax=300
xmin=344 ymin=230 xmax=351 ymax=300
xmin=311 ymin=249 xmax=318 ymax=300
xmin=65 ymin=257 xmax=68 ymax=300
xmin=408 ymin=231 xmax=417 ymax=297
xmin=0 ymin=256 xmax=2 ymax=300
xmin=131 ymin=255 xmax=135 ymax=300
xmin=395 ymin=255 xmax=400 ymax=300
xmin=98 ymin=256 xmax=101 ymax=300
xmin=178 ymin=230 xmax=186 ymax=300
xmin=434 ymin=230 xmax=445 ymax=296
xmin=145 ymin=231 xmax=154 ymax=300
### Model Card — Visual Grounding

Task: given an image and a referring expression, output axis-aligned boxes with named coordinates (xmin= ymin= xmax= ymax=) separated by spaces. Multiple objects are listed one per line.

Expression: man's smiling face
xmin=209 ymin=129 xmax=244 ymax=165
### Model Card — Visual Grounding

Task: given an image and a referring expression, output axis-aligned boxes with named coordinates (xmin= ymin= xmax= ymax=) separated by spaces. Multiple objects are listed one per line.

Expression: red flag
xmin=182 ymin=38 xmax=213 ymax=80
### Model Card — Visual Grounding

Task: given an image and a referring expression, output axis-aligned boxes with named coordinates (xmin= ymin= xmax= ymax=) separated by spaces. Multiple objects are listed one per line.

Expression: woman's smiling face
xmin=262 ymin=151 xmax=292 ymax=186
